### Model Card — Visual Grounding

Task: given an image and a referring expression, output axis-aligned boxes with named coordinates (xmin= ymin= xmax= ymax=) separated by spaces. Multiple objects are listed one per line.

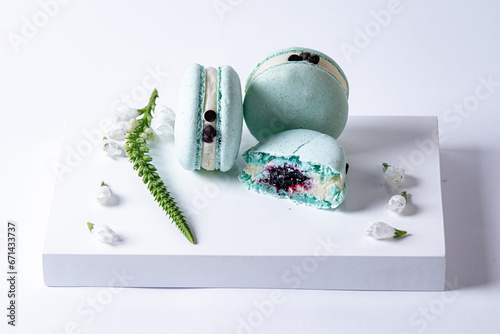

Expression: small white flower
xmin=108 ymin=121 xmax=130 ymax=140
xmin=87 ymin=222 xmax=121 ymax=243
xmin=112 ymin=107 xmax=139 ymax=123
xmin=383 ymin=163 xmax=405 ymax=186
xmin=96 ymin=182 xmax=112 ymax=204
xmin=367 ymin=221 xmax=407 ymax=240
xmin=128 ymin=118 xmax=139 ymax=130
xmin=102 ymin=137 xmax=124 ymax=157
xmin=151 ymin=106 xmax=175 ymax=136
xmin=385 ymin=192 xmax=407 ymax=214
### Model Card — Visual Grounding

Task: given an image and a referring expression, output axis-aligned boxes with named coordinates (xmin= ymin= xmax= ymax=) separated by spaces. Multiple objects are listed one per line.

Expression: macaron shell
xmin=175 ymin=63 xmax=205 ymax=170
xmin=244 ymin=62 xmax=348 ymax=141
xmin=245 ymin=46 xmax=349 ymax=96
xmin=217 ymin=65 xmax=243 ymax=172
xmin=242 ymin=129 xmax=346 ymax=177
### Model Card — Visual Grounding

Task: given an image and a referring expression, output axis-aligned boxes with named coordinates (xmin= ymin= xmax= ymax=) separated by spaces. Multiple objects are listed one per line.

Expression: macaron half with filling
xmin=175 ymin=64 xmax=243 ymax=172
xmin=244 ymin=47 xmax=349 ymax=141
xmin=239 ymin=129 xmax=348 ymax=209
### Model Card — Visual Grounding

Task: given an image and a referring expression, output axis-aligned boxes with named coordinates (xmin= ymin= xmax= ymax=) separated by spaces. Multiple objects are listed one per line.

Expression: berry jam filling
xmin=261 ymin=164 xmax=310 ymax=193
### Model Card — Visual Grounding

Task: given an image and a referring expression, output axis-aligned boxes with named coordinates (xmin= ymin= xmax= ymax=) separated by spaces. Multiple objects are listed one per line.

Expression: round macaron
xmin=175 ymin=63 xmax=243 ymax=172
xmin=243 ymin=47 xmax=349 ymax=141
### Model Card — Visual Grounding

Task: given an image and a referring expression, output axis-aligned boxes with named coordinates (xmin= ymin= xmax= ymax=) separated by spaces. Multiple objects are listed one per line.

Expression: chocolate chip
xmin=203 ymin=125 xmax=217 ymax=138
xmin=204 ymin=110 xmax=217 ymax=122
xmin=307 ymin=54 xmax=320 ymax=64
xmin=202 ymin=125 xmax=216 ymax=143
xmin=345 ymin=163 xmax=349 ymax=174
xmin=202 ymin=134 xmax=213 ymax=143
xmin=299 ymin=52 xmax=311 ymax=60
xmin=288 ymin=54 xmax=302 ymax=61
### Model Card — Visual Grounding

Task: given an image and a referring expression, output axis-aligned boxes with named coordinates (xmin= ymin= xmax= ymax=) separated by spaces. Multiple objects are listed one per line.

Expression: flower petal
xmin=367 ymin=221 xmax=398 ymax=239
xmin=96 ymin=185 xmax=112 ymax=204
xmin=385 ymin=194 xmax=407 ymax=213
xmin=384 ymin=166 xmax=406 ymax=186
xmin=89 ymin=223 xmax=121 ymax=243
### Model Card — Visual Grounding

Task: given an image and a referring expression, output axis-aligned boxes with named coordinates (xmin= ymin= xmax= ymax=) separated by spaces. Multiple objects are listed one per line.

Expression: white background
xmin=1 ymin=0 xmax=499 ymax=333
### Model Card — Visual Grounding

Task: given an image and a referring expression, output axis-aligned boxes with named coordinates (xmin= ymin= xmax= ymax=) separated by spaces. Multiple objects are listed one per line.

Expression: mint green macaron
xmin=239 ymin=129 xmax=348 ymax=209
xmin=175 ymin=63 xmax=243 ymax=172
xmin=244 ymin=47 xmax=349 ymax=141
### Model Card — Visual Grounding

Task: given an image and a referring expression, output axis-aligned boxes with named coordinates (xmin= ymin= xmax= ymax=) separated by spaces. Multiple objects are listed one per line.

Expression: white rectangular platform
xmin=43 ymin=116 xmax=445 ymax=291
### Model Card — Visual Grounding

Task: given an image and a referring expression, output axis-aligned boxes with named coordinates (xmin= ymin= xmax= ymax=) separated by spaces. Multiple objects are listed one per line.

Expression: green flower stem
xmin=393 ymin=228 xmax=407 ymax=238
xmin=125 ymin=89 xmax=195 ymax=244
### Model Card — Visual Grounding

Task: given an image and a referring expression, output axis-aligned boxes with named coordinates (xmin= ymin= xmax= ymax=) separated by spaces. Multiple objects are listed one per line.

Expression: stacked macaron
xmin=236 ymin=47 xmax=349 ymax=209
xmin=174 ymin=47 xmax=349 ymax=209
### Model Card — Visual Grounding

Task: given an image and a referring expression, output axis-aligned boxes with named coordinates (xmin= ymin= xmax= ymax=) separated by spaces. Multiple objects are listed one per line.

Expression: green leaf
xmin=125 ymin=89 xmax=196 ymax=244
xmin=400 ymin=191 xmax=408 ymax=201
xmin=393 ymin=228 xmax=407 ymax=238
xmin=382 ymin=162 xmax=390 ymax=172
xmin=87 ymin=222 xmax=94 ymax=232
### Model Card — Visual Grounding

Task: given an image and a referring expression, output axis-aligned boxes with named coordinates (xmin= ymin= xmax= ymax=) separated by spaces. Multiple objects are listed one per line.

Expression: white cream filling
xmin=243 ymin=164 xmax=264 ymax=178
xmin=201 ymin=67 xmax=218 ymax=170
xmin=243 ymin=164 xmax=346 ymax=200
xmin=247 ymin=53 xmax=348 ymax=94
xmin=307 ymin=174 xmax=344 ymax=202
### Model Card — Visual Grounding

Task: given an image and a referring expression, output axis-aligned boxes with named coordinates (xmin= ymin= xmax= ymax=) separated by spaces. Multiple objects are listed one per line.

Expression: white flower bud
xmin=385 ymin=193 xmax=407 ymax=214
xmin=151 ymin=106 xmax=175 ymax=136
xmin=87 ymin=223 xmax=121 ymax=243
xmin=96 ymin=183 xmax=112 ymax=204
xmin=103 ymin=138 xmax=124 ymax=157
xmin=367 ymin=221 xmax=407 ymax=240
xmin=108 ymin=121 xmax=130 ymax=140
xmin=384 ymin=165 xmax=405 ymax=186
